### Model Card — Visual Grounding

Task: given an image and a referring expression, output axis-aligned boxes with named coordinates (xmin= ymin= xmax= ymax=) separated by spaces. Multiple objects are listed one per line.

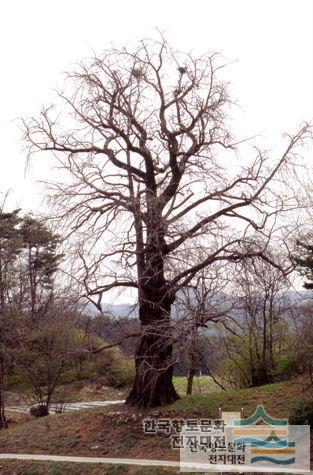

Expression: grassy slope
xmin=173 ymin=375 xmax=220 ymax=394
xmin=0 ymin=378 xmax=310 ymax=473
xmin=168 ymin=380 xmax=304 ymax=418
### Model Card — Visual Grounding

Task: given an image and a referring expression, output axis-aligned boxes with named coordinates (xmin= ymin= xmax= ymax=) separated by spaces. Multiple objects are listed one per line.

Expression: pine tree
xmin=0 ymin=209 xmax=23 ymax=428
xmin=20 ymin=217 xmax=64 ymax=318
xmin=292 ymin=241 xmax=313 ymax=289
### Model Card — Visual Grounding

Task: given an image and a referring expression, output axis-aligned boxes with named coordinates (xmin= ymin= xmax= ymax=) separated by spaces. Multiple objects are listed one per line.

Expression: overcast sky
xmin=0 ymin=0 xmax=312 ymax=305
xmin=1 ymin=0 xmax=312 ymax=212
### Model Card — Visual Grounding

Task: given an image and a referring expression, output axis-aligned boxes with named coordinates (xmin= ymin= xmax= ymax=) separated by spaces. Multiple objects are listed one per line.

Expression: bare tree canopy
xmin=22 ymin=35 xmax=312 ymax=407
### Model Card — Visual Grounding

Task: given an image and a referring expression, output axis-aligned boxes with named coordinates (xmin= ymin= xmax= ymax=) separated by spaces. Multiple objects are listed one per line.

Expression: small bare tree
xmin=288 ymin=297 xmax=313 ymax=387
xmin=22 ymin=35 xmax=312 ymax=407
xmin=219 ymin=256 xmax=294 ymax=387
xmin=176 ymin=263 xmax=231 ymax=394
xmin=16 ymin=302 xmax=84 ymax=416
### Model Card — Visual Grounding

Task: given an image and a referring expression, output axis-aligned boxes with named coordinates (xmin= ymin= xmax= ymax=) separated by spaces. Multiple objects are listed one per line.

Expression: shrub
xmin=289 ymin=397 xmax=313 ymax=428
xmin=273 ymin=353 xmax=297 ymax=381
xmin=94 ymin=349 xmax=135 ymax=388
xmin=106 ymin=358 xmax=135 ymax=388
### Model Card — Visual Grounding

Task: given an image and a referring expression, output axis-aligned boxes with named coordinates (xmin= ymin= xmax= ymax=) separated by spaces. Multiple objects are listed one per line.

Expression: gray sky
xmin=1 ymin=0 xmax=312 ymax=304
xmin=1 ymin=0 xmax=312 ymax=211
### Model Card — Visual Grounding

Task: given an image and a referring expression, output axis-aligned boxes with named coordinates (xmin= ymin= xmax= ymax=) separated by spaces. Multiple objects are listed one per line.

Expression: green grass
xmin=165 ymin=379 xmax=304 ymax=418
xmin=62 ymin=384 xmax=127 ymax=403
xmin=173 ymin=375 xmax=220 ymax=395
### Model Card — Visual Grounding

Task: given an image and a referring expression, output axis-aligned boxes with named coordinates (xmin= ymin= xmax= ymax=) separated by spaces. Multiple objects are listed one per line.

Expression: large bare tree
xmin=22 ymin=36 xmax=311 ymax=407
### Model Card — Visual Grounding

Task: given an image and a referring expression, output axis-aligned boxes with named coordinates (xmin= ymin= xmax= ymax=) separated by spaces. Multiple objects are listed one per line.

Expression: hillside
xmin=0 ymin=378 xmax=311 ymax=473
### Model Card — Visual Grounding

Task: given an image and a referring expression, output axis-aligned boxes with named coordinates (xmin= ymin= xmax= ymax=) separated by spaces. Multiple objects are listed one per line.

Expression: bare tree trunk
xmin=186 ymin=369 xmax=195 ymax=395
xmin=126 ymin=329 xmax=179 ymax=407
xmin=126 ymin=290 xmax=179 ymax=408
xmin=186 ymin=328 xmax=198 ymax=395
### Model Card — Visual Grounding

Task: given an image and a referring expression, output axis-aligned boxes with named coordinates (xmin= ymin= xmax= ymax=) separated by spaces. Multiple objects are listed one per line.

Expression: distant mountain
xmin=86 ymin=302 xmax=138 ymax=318
xmin=101 ymin=302 xmax=138 ymax=318
xmin=86 ymin=289 xmax=313 ymax=318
